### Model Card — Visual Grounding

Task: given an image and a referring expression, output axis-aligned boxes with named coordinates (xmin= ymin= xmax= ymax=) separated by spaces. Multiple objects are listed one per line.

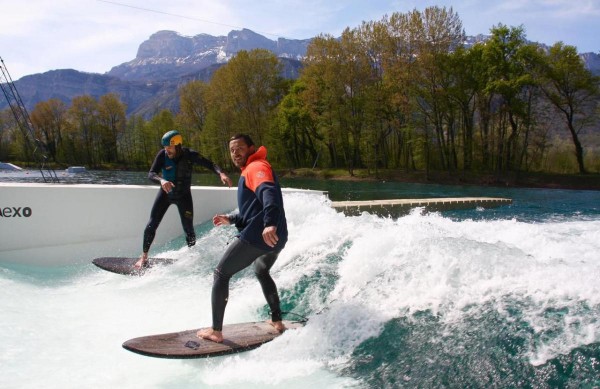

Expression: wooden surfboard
xmin=92 ymin=257 xmax=175 ymax=275
xmin=122 ymin=320 xmax=305 ymax=359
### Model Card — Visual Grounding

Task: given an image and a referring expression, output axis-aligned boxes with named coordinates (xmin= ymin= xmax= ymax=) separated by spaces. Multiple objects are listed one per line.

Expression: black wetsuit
xmin=142 ymin=147 xmax=223 ymax=253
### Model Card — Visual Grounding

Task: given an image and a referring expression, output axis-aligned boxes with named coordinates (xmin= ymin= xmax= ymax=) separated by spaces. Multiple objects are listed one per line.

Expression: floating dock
xmin=331 ymin=197 xmax=512 ymax=217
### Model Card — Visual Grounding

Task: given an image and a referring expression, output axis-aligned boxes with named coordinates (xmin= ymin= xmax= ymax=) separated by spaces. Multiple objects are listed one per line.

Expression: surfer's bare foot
xmin=134 ymin=254 xmax=148 ymax=269
xmin=197 ymin=328 xmax=223 ymax=343
xmin=268 ymin=320 xmax=286 ymax=333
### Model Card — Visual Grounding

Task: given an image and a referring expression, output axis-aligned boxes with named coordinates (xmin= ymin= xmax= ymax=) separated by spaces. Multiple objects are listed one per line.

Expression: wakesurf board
xmin=122 ymin=320 xmax=305 ymax=359
xmin=92 ymin=257 xmax=175 ymax=276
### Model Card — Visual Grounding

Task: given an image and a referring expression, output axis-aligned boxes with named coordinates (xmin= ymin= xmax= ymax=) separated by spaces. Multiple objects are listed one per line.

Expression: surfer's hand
xmin=160 ymin=179 xmax=174 ymax=193
xmin=262 ymin=226 xmax=278 ymax=247
xmin=220 ymin=173 xmax=232 ymax=187
xmin=213 ymin=214 xmax=231 ymax=226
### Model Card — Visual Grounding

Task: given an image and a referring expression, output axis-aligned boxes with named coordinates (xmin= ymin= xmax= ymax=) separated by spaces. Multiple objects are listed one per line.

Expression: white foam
xmin=1 ymin=192 xmax=599 ymax=386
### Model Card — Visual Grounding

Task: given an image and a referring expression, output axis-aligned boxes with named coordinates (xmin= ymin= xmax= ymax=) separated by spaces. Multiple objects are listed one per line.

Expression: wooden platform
xmin=331 ymin=197 xmax=512 ymax=217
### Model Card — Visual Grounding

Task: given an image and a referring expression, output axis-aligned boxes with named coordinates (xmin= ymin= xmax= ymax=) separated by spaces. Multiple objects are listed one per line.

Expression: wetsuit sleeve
xmin=255 ymin=182 xmax=283 ymax=227
xmin=188 ymin=150 xmax=224 ymax=175
xmin=244 ymin=161 xmax=274 ymax=192
xmin=228 ymin=212 xmax=241 ymax=226
xmin=245 ymin=162 xmax=282 ymax=228
xmin=148 ymin=149 xmax=165 ymax=184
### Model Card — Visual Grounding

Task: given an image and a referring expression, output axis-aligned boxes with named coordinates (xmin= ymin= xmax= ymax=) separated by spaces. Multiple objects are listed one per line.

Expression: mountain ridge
xmin=2 ymin=28 xmax=598 ymax=117
xmin=107 ymin=28 xmax=310 ymax=82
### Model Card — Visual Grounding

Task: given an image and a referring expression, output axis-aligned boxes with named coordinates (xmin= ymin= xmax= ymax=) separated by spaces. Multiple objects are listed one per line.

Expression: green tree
xmin=482 ymin=24 xmax=539 ymax=172
xmin=68 ymin=95 xmax=99 ymax=166
xmin=29 ymin=98 xmax=68 ymax=162
xmin=444 ymin=46 xmax=480 ymax=171
xmin=407 ymin=7 xmax=465 ymax=172
xmin=204 ymin=49 xmax=284 ymax=165
xmin=276 ymin=79 xmax=321 ymax=167
xmin=97 ymin=93 xmax=127 ymax=163
xmin=298 ymin=34 xmax=346 ymax=169
xmin=121 ymin=114 xmax=147 ymax=168
xmin=300 ymin=28 xmax=378 ymax=174
xmin=0 ymin=109 xmax=18 ymax=161
xmin=176 ymin=80 xmax=209 ymax=152
xmin=379 ymin=11 xmax=419 ymax=170
xmin=540 ymin=42 xmax=600 ymax=174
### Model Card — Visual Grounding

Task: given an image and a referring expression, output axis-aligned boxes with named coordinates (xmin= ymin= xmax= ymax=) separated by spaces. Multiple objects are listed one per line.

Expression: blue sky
xmin=1 ymin=0 xmax=599 ymax=80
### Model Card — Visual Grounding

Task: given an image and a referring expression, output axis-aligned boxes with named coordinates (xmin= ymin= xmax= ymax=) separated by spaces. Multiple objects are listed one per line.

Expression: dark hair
xmin=229 ymin=133 xmax=254 ymax=147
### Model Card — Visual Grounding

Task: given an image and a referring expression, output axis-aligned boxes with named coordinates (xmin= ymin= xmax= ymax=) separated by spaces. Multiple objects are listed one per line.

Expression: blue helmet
xmin=161 ymin=130 xmax=183 ymax=146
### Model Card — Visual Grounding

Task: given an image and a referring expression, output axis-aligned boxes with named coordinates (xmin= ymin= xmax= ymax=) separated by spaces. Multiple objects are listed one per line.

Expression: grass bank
xmin=279 ymin=168 xmax=600 ymax=191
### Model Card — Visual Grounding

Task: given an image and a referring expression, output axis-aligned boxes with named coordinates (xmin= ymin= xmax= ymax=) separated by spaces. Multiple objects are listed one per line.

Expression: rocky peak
xmin=107 ymin=29 xmax=311 ymax=82
xmin=225 ymin=28 xmax=277 ymax=53
xmin=136 ymin=30 xmax=193 ymax=58
xmin=580 ymin=52 xmax=600 ymax=75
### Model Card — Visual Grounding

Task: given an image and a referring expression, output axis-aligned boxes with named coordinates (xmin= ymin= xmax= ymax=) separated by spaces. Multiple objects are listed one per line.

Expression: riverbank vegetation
xmin=283 ymin=168 xmax=600 ymax=191
xmin=1 ymin=7 xmax=599 ymax=184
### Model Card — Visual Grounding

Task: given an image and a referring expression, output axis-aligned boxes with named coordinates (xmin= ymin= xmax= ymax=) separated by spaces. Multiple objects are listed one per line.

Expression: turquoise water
xmin=1 ymin=170 xmax=599 ymax=388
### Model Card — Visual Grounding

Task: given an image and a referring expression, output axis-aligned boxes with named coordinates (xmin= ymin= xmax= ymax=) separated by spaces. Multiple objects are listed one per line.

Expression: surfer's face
xmin=164 ymin=145 xmax=177 ymax=159
xmin=229 ymin=139 xmax=254 ymax=168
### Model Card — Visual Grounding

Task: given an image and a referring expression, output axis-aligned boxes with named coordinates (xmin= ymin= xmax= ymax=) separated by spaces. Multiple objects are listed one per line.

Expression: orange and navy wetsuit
xmin=210 ymin=146 xmax=287 ymax=331
xmin=230 ymin=145 xmax=288 ymax=251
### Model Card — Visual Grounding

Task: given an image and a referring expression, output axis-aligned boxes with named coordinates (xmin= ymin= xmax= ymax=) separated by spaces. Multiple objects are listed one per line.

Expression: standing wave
xmin=277 ymin=193 xmax=600 ymax=388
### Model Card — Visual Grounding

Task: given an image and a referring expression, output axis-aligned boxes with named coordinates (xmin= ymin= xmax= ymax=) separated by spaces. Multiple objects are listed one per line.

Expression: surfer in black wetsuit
xmin=135 ymin=130 xmax=232 ymax=269
xmin=197 ymin=134 xmax=287 ymax=343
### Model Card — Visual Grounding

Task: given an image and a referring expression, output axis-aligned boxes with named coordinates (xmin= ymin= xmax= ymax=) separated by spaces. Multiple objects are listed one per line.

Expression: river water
xmin=1 ymin=169 xmax=599 ymax=388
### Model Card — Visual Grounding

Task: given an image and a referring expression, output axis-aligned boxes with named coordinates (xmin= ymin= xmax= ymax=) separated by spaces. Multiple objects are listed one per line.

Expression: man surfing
xmin=135 ymin=130 xmax=232 ymax=269
xmin=197 ymin=134 xmax=287 ymax=342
